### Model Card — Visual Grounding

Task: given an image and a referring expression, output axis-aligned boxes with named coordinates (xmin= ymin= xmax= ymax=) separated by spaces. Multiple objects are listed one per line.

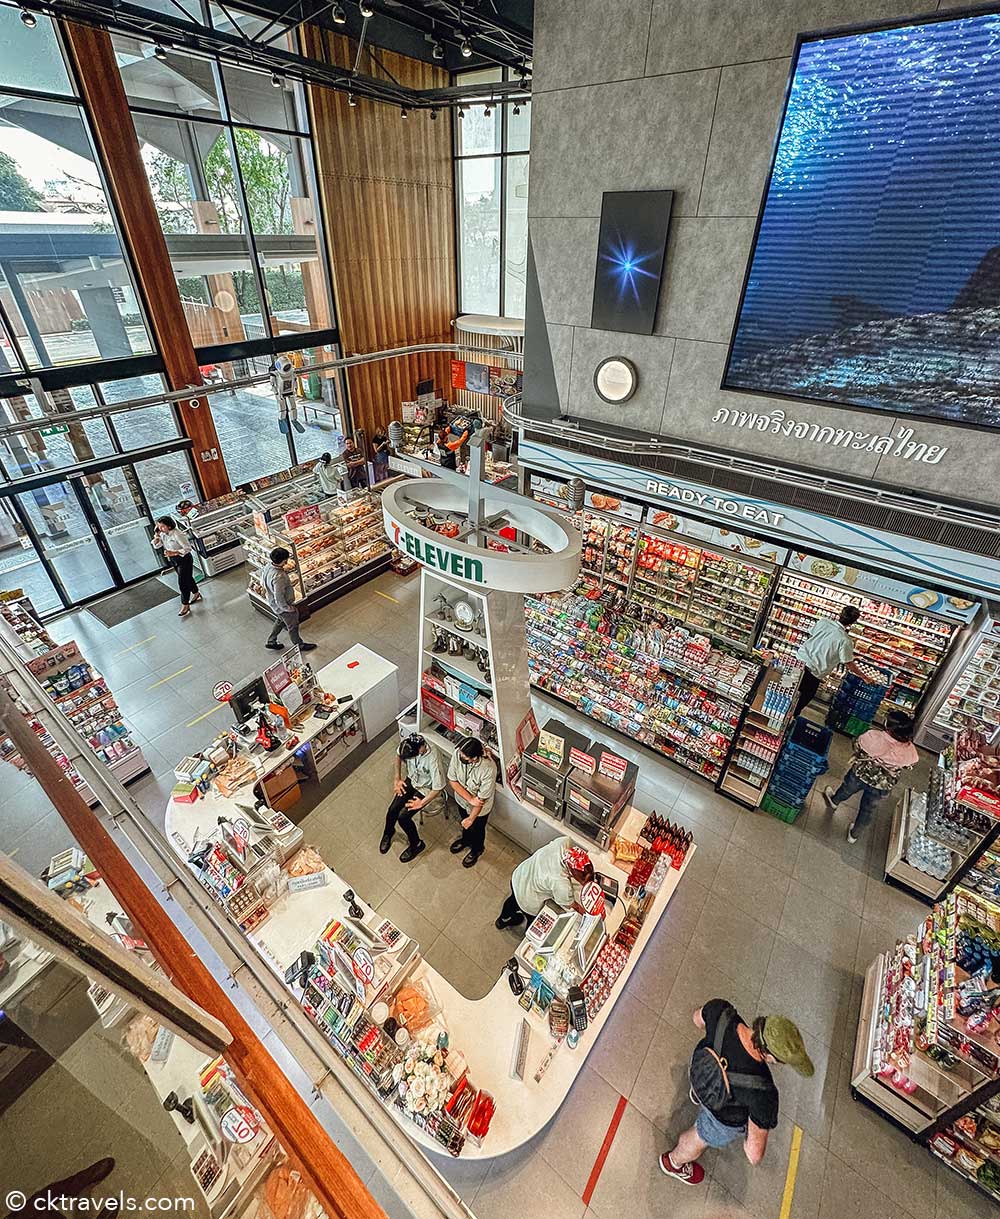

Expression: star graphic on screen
xmin=600 ymin=235 xmax=660 ymax=304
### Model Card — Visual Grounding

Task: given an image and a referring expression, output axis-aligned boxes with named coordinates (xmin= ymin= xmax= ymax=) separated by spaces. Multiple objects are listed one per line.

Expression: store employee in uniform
xmin=447 ymin=738 xmax=496 ymax=868
xmin=495 ymin=838 xmax=595 ymax=929
xmin=381 ymin=734 xmax=443 ymax=863
xmin=794 ymin=604 xmax=866 ymax=716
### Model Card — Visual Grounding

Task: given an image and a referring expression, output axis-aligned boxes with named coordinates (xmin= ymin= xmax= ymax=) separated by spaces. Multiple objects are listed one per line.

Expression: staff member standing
xmin=153 ymin=515 xmax=200 ymax=618
xmin=261 ymin=547 xmax=317 ymax=653
xmin=495 ymin=838 xmax=594 ymax=929
xmin=447 ymin=738 xmax=495 ymax=868
xmin=382 ymin=734 xmax=442 ymax=862
xmin=794 ymin=605 xmax=865 ymax=715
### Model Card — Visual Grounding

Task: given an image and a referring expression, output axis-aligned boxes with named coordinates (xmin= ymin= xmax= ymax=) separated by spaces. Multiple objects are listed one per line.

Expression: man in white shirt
xmin=495 ymin=837 xmax=594 ymax=929
xmin=381 ymin=734 xmax=445 ymax=862
xmin=447 ymin=738 xmax=496 ymax=868
xmin=794 ymin=605 xmax=864 ymax=715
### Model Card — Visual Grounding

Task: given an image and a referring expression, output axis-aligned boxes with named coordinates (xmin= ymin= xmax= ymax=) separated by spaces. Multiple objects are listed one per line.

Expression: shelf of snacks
xmin=0 ymin=638 xmax=148 ymax=790
xmin=933 ymin=625 xmax=1000 ymax=737
xmin=762 ymin=571 xmax=956 ymax=721
xmin=0 ymin=594 xmax=57 ymax=656
xmin=524 ymin=590 xmax=759 ymax=783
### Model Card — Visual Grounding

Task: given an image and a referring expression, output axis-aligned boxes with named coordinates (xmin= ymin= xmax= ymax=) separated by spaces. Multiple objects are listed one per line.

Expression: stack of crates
xmin=826 ymin=667 xmax=889 ymax=737
xmin=761 ymin=718 xmax=831 ymax=823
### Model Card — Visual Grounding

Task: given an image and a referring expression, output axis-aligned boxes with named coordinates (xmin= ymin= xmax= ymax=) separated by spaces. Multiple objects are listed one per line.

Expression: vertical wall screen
xmin=590 ymin=190 xmax=673 ymax=335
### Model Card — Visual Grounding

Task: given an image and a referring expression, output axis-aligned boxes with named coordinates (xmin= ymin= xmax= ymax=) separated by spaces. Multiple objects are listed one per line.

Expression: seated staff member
xmin=495 ymin=838 xmax=594 ymax=930
xmin=381 ymin=734 xmax=441 ymax=863
xmin=447 ymin=738 xmax=496 ymax=868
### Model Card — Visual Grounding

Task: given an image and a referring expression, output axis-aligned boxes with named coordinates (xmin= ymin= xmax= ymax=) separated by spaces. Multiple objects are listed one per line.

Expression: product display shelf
xmin=885 ymin=746 xmax=1000 ymax=904
xmin=717 ymin=661 xmax=802 ymax=808
xmin=931 ymin=622 xmax=1000 ymax=738
xmin=244 ymin=491 xmax=392 ymax=615
xmin=0 ymin=594 xmax=56 ymax=655
xmin=762 ymin=572 xmax=955 ymax=721
xmin=185 ymin=495 xmax=251 ymax=577
xmin=524 ymin=593 xmax=758 ymax=784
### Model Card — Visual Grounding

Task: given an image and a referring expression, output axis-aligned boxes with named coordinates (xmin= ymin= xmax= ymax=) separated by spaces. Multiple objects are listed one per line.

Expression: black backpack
xmin=689 ymin=1007 xmax=769 ymax=1112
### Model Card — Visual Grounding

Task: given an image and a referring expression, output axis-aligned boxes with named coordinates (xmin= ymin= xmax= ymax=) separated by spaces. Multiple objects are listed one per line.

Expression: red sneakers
xmin=658 ymin=1153 xmax=705 ymax=1185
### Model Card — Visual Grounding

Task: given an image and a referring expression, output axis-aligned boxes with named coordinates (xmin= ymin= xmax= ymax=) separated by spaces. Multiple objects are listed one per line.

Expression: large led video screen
xmin=723 ymin=9 xmax=1000 ymax=430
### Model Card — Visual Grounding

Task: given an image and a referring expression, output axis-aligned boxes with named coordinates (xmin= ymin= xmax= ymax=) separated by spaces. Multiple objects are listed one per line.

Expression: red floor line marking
xmin=582 ymin=1093 xmax=628 ymax=1206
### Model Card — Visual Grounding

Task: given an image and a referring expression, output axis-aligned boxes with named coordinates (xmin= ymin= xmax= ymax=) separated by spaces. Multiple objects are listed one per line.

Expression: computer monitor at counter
xmin=230 ymin=675 xmax=270 ymax=724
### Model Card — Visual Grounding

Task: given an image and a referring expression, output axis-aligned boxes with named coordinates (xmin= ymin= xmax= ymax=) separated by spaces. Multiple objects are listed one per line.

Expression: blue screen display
xmin=724 ymin=10 xmax=1000 ymax=429
xmin=591 ymin=190 xmax=673 ymax=335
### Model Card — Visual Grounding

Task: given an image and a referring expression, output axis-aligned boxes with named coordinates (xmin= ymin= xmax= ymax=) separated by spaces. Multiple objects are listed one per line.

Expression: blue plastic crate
xmin=788 ymin=718 xmax=833 ymax=757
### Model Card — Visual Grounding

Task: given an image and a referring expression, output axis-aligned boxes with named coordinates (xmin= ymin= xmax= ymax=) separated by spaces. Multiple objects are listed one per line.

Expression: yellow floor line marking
xmin=186 ymin=703 xmax=225 ymax=727
xmin=115 ymin=635 xmax=156 ymax=655
xmin=779 ymin=1125 xmax=803 ymax=1219
xmin=148 ymin=665 xmax=193 ymax=690
xmin=374 ymin=590 xmax=399 ymax=604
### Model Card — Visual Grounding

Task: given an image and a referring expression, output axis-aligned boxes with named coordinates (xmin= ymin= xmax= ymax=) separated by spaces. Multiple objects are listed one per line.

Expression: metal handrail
xmin=0 ymin=342 xmax=523 ymax=439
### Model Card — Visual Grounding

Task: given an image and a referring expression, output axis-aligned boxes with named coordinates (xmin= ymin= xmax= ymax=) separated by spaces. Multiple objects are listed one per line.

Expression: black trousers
xmin=385 ymin=780 xmax=422 ymax=849
xmin=172 ymin=552 xmax=197 ymax=605
xmin=498 ymin=886 xmax=527 ymax=926
xmin=458 ymin=810 xmax=489 ymax=855
xmin=794 ymin=668 xmax=821 ymax=717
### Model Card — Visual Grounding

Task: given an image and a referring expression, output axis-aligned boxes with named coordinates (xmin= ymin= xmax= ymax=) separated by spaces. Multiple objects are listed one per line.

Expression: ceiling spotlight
xmin=460 ymin=36 xmax=472 ymax=58
xmin=432 ymin=41 xmax=445 ymax=61
xmin=430 ymin=108 xmax=438 ymax=120
xmin=359 ymin=1 xmax=374 ymax=16
xmin=347 ymin=93 xmax=357 ymax=107
xmin=152 ymin=44 xmax=169 ymax=60
xmin=332 ymin=3 xmax=347 ymax=22
xmin=400 ymin=106 xmax=408 ymax=119
xmin=19 ymin=8 xmax=36 ymax=27
xmin=512 ymin=104 xmax=521 ymax=115
xmin=270 ymin=72 xmax=283 ymax=88
xmin=457 ymin=106 xmax=465 ymax=120
xmin=483 ymin=104 xmax=492 ymax=117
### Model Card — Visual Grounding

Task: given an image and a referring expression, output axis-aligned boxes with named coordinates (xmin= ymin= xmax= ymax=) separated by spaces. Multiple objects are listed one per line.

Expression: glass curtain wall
xmin=110 ymin=15 xmax=343 ymax=483
xmin=454 ymin=68 xmax=530 ymax=318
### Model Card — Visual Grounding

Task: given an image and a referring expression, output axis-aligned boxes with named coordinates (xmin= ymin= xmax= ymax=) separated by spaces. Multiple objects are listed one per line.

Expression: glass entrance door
xmin=13 ymin=479 xmax=119 ymax=604
xmin=76 ymin=468 xmax=158 ymax=584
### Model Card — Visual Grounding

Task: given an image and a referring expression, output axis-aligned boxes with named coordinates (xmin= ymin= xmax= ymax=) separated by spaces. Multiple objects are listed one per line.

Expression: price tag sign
xmin=598 ymin=750 xmax=628 ymax=782
xmin=213 ymin=680 xmax=233 ymax=702
xmin=352 ymin=945 xmax=375 ymax=986
xmin=569 ymin=747 xmax=596 ymax=775
xmin=580 ymin=880 xmax=606 ymax=918
xmin=220 ymin=1106 xmax=259 ymax=1144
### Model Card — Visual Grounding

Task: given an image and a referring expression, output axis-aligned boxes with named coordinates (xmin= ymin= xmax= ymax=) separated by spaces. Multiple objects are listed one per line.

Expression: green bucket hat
xmin=763 ymin=1016 xmax=814 ymax=1077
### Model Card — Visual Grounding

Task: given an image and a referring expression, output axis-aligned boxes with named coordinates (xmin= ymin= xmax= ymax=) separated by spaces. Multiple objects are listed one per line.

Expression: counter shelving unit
xmin=185 ymin=495 xmax=252 ymax=577
xmin=761 ymin=571 xmax=956 ymax=723
xmin=716 ymin=661 xmax=803 ymax=808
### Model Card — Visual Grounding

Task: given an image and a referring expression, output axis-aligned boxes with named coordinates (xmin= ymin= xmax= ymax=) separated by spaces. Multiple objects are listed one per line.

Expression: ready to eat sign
xmin=386 ymin=518 xmax=484 ymax=583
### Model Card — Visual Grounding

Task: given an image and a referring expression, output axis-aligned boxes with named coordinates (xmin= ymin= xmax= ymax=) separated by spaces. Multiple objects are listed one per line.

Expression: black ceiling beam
xmin=11 ymin=0 xmax=530 ymax=106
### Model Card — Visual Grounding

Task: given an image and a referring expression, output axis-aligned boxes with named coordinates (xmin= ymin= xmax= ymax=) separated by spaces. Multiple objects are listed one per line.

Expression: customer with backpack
xmin=822 ymin=710 xmax=919 ymax=844
xmin=659 ymin=999 xmax=813 ymax=1186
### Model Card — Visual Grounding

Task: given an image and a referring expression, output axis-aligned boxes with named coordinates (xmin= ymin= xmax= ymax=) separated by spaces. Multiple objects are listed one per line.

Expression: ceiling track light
xmin=432 ymin=41 xmax=445 ymax=61
xmin=457 ymin=106 xmax=466 ymax=120
xmin=400 ymin=106 xmax=408 ymax=119
xmin=19 ymin=7 xmax=37 ymax=27
xmin=347 ymin=93 xmax=358 ymax=107
xmin=152 ymin=44 xmax=169 ymax=60
xmin=483 ymin=104 xmax=492 ymax=117
xmin=270 ymin=72 xmax=283 ymax=88
xmin=359 ymin=1 xmax=374 ymax=17
xmin=430 ymin=108 xmax=438 ymax=120
xmin=460 ymin=36 xmax=472 ymax=58
xmin=332 ymin=3 xmax=346 ymax=22
xmin=512 ymin=104 xmax=521 ymax=115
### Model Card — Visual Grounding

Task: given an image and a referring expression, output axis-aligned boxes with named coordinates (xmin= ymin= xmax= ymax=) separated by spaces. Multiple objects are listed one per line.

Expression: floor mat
xmin=87 ymin=578 xmax=179 ymax=628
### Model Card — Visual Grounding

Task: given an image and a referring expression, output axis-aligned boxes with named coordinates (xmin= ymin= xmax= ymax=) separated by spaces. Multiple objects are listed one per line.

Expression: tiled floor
xmin=0 ymin=566 xmax=989 ymax=1219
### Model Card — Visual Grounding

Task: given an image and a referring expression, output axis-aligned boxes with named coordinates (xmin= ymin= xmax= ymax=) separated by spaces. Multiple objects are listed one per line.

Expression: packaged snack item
xmin=956 ymin=1147 xmax=985 ymax=1174
xmin=930 ymin=1133 xmax=957 ymax=1158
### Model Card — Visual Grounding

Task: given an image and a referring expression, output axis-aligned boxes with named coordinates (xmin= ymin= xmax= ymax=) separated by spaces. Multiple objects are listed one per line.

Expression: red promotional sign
xmin=352 ymin=945 xmax=375 ymax=986
xmin=450 ymin=359 xmax=467 ymax=390
xmin=598 ymin=750 xmax=628 ymax=782
xmin=569 ymin=747 xmax=596 ymax=776
xmin=213 ymin=680 xmax=233 ymax=702
xmin=580 ymin=880 xmax=606 ymax=918
xmin=284 ymin=503 xmax=321 ymax=531
xmin=220 ymin=1106 xmax=259 ymax=1144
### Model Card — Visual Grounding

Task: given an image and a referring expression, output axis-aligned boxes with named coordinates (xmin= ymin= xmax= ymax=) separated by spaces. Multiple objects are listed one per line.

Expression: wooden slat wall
xmin=302 ymin=29 xmax=456 ymax=438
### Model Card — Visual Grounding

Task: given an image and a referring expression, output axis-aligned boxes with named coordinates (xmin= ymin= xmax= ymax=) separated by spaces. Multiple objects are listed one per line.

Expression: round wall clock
xmin=452 ymin=598 xmax=477 ymax=631
xmin=593 ymin=357 xmax=638 ymax=404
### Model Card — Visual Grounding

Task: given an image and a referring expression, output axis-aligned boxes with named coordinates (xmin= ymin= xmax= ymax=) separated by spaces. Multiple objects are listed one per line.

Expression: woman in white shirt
xmin=153 ymin=515 xmax=200 ymax=617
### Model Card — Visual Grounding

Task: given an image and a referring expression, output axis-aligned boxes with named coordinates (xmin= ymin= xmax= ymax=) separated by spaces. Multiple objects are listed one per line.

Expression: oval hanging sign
xmin=352 ymin=945 xmax=375 ymax=986
xmin=220 ymin=1105 xmax=259 ymax=1144
xmin=213 ymin=680 xmax=233 ymax=702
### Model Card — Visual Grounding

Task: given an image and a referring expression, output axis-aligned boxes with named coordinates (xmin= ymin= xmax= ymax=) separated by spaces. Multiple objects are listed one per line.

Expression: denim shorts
xmin=695 ymin=1105 xmax=746 ymax=1148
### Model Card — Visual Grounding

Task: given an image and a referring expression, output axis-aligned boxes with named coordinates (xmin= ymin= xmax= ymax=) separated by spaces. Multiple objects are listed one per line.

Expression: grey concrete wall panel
xmin=698 ymin=59 xmax=792 ymax=218
xmin=873 ymin=419 xmax=1000 ymax=507
xmin=529 ymin=217 xmax=600 ymax=326
xmin=568 ymin=327 xmax=674 ymax=433
xmin=521 ymin=234 xmax=563 ymax=420
xmin=528 ymin=69 xmax=719 ymax=219
xmin=547 ymin=323 xmax=575 ymax=413
xmin=654 ymin=216 xmax=756 ymax=342
xmin=533 ymin=0 xmax=654 ymax=93
xmin=644 ymin=0 xmax=938 ymax=76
